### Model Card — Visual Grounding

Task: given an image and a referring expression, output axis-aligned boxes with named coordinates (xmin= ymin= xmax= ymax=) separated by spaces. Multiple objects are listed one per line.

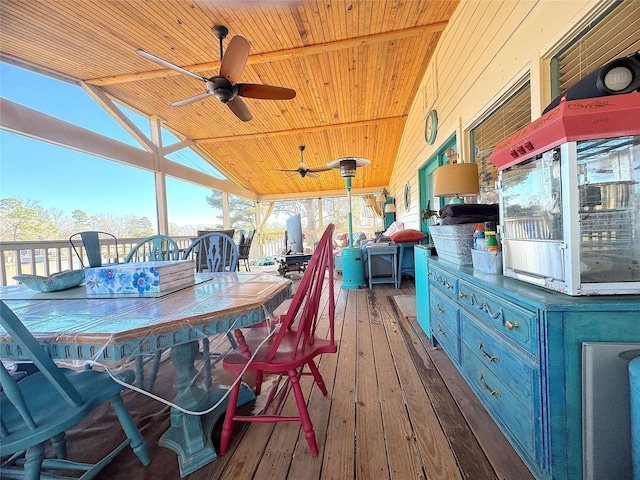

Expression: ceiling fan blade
xmin=306 ymin=172 xmax=321 ymax=178
xmin=220 ymin=36 xmax=250 ymax=84
xmin=171 ymin=92 xmax=211 ymax=107
xmin=238 ymin=83 xmax=297 ymax=100
xmin=274 ymin=168 xmax=300 ymax=173
xmin=227 ymin=96 xmax=252 ymax=122
xmin=308 ymin=166 xmax=333 ymax=173
xmin=136 ymin=49 xmax=205 ymax=82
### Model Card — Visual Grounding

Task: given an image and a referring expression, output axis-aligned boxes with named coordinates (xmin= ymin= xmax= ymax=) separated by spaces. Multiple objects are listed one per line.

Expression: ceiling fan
xmin=275 ymin=146 xmax=332 ymax=178
xmin=135 ymin=25 xmax=296 ymax=122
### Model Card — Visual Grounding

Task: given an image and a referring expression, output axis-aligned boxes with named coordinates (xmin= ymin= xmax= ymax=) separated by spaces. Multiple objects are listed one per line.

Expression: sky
xmin=0 ymin=62 xmax=226 ymax=227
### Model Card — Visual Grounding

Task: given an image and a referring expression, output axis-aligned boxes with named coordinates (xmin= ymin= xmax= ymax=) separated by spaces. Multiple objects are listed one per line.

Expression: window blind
xmin=555 ymin=1 xmax=640 ymax=95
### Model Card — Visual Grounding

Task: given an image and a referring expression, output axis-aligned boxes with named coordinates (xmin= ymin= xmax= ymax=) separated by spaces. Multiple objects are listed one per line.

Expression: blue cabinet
xmin=426 ymin=257 xmax=640 ymax=480
xmin=414 ymin=245 xmax=431 ymax=337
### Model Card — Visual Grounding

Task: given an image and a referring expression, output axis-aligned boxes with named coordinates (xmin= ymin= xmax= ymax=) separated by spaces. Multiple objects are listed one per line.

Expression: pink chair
xmin=220 ymin=224 xmax=336 ymax=456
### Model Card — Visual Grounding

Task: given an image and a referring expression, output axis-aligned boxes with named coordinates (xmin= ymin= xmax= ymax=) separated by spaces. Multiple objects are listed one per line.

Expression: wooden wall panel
xmin=390 ymin=0 xmax=613 ymax=228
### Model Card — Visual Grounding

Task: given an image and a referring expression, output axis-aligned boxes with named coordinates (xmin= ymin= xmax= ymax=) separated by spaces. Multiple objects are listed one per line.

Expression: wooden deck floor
xmin=88 ymin=273 xmax=534 ymax=479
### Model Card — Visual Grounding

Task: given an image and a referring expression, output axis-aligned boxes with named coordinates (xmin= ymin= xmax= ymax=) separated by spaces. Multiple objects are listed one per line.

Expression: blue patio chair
xmin=125 ymin=234 xmax=180 ymax=263
xmin=182 ymin=232 xmax=239 ymax=388
xmin=183 ymin=231 xmax=239 ymax=273
xmin=69 ymin=231 xmax=119 ymax=268
xmin=124 ymin=234 xmax=180 ymax=391
xmin=0 ymin=301 xmax=150 ymax=479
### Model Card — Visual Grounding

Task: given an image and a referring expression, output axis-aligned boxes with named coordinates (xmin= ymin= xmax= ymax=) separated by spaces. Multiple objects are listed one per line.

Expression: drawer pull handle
xmin=437 ymin=323 xmax=447 ymax=336
xmin=479 ymin=373 xmax=501 ymax=398
xmin=436 ymin=304 xmax=446 ymax=314
xmin=444 ymin=281 xmax=453 ymax=290
xmin=478 ymin=341 xmax=500 ymax=362
xmin=459 ymin=292 xmax=467 ymax=298
xmin=470 ymin=294 xmax=504 ymax=321
xmin=505 ymin=320 xmax=519 ymax=330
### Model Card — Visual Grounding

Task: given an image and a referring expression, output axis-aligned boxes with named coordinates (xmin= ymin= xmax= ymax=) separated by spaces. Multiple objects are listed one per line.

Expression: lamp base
xmin=340 ymin=247 xmax=366 ymax=289
xmin=449 ymin=196 xmax=465 ymax=204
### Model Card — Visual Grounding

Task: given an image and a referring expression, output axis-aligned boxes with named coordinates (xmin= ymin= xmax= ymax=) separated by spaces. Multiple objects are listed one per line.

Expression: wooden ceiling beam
xmin=86 ymin=22 xmax=448 ymax=86
xmin=195 ymin=116 xmax=407 ymax=143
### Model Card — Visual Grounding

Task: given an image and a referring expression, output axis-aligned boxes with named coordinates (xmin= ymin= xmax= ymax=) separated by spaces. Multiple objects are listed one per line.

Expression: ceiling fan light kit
xmin=136 ymin=25 xmax=296 ymax=122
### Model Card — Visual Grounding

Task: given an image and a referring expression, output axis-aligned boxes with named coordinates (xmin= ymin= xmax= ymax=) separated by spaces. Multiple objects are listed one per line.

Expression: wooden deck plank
xmin=403 ymin=314 xmax=536 ymax=480
xmin=355 ymin=288 xmax=390 ymax=478
xmin=366 ymin=287 xmax=427 ymax=479
xmin=319 ymin=286 xmax=359 ymax=480
xmin=390 ymin=300 xmax=497 ymax=479
xmin=379 ymin=291 xmax=464 ymax=480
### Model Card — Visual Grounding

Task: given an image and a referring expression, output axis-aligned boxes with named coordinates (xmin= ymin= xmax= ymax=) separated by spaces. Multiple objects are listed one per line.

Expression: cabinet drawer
xmin=432 ymin=318 xmax=459 ymax=362
xmin=458 ymin=280 xmax=538 ymax=355
xmin=428 ymin=264 xmax=458 ymax=300
xmin=461 ymin=343 xmax=540 ymax=466
xmin=461 ymin=312 xmax=539 ymax=410
xmin=430 ymin=288 xmax=459 ymax=332
xmin=430 ymin=290 xmax=460 ymax=361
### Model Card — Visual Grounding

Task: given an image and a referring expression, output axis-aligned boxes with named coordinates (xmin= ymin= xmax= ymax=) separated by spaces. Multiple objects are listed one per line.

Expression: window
xmin=551 ymin=1 xmax=640 ymax=98
xmin=470 ymin=82 xmax=531 ymax=204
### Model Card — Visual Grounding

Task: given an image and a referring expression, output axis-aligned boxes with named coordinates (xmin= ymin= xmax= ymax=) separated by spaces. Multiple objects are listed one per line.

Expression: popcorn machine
xmin=489 ymin=92 xmax=640 ymax=295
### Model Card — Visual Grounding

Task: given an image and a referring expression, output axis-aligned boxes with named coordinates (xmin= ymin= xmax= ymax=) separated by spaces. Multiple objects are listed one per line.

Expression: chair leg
xmin=23 ymin=443 xmax=45 ymax=480
xmin=109 ymin=394 xmax=150 ymax=466
xmin=50 ymin=432 xmax=67 ymax=459
xmin=306 ymin=360 xmax=328 ymax=396
xmin=289 ymin=369 xmax=318 ymax=456
xmin=255 ymin=370 xmax=264 ymax=395
xmin=220 ymin=377 xmax=242 ymax=455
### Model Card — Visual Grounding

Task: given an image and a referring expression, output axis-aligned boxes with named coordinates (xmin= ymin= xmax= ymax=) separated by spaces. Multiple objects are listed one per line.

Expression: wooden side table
xmin=365 ymin=244 xmax=398 ymax=289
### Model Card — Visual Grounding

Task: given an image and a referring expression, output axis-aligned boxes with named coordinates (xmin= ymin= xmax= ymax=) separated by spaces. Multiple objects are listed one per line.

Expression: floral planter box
xmin=85 ymin=260 xmax=195 ymax=295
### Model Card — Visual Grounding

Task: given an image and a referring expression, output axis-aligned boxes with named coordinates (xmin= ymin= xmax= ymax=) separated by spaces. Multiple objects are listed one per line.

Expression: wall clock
xmin=404 ymin=182 xmax=411 ymax=210
xmin=424 ymin=109 xmax=438 ymax=145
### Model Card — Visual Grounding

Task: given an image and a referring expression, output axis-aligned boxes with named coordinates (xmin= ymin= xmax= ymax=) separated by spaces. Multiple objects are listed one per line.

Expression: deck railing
xmin=0 ymin=228 xmax=375 ymax=286
xmin=0 ymin=232 xmax=298 ymax=286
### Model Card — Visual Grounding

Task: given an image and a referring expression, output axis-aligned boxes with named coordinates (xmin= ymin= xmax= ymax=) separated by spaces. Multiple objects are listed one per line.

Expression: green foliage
xmin=0 ymin=198 xmax=56 ymax=240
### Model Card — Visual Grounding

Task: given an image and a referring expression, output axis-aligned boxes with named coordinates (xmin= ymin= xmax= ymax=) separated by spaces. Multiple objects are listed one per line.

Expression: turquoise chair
xmin=0 ymin=301 xmax=150 ymax=479
xmin=183 ymin=232 xmax=239 ymax=273
xmin=125 ymin=234 xmax=180 ymax=263
xmin=182 ymin=232 xmax=240 ymax=388
xmin=124 ymin=234 xmax=180 ymax=391
xmin=69 ymin=231 xmax=119 ymax=268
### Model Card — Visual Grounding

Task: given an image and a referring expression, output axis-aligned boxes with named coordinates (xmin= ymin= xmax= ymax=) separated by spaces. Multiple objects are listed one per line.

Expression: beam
xmin=0 ymin=98 xmax=255 ymax=199
xmin=86 ymin=22 xmax=448 ymax=86
xmin=0 ymin=98 xmax=153 ymax=170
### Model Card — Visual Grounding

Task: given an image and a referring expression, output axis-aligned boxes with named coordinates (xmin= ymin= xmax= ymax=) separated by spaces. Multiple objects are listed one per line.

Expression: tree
xmin=0 ymin=197 xmax=56 ymax=241
xmin=206 ymin=191 xmax=256 ymax=230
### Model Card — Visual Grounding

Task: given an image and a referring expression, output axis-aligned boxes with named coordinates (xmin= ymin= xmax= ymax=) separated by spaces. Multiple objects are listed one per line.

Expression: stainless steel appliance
xmin=489 ymin=92 xmax=640 ymax=295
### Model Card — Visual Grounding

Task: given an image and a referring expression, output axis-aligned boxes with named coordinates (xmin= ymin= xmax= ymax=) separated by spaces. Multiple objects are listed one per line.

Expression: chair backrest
xmin=267 ymin=224 xmax=335 ymax=362
xmin=69 ymin=231 xmax=119 ymax=268
xmin=125 ymin=234 xmax=180 ymax=263
xmin=238 ymin=230 xmax=255 ymax=259
xmin=183 ymin=232 xmax=239 ymax=272
xmin=0 ymin=301 xmax=83 ymax=408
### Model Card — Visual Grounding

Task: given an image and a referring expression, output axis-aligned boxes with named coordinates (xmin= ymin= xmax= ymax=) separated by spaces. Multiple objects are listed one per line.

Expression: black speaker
xmin=543 ymin=50 xmax=640 ymax=114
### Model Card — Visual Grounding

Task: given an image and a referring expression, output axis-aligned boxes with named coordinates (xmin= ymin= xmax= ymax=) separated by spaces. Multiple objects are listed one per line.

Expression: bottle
xmin=484 ymin=221 xmax=499 ymax=252
xmin=474 ymin=223 xmax=485 ymax=250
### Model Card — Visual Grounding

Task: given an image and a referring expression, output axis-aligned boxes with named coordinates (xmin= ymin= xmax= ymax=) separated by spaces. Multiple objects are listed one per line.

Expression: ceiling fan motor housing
xmin=207 ymin=78 xmax=236 ymax=104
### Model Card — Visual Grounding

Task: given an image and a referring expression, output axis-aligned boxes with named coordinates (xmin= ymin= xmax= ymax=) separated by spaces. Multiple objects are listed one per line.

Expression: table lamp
xmin=433 ymin=161 xmax=479 ymax=204
xmin=327 ymin=156 xmax=370 ymax=289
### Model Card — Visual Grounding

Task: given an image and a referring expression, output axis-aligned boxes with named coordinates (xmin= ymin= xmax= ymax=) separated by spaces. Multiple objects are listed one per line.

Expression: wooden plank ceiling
xmin=0 ymin=0 xmax=458 ymax=198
